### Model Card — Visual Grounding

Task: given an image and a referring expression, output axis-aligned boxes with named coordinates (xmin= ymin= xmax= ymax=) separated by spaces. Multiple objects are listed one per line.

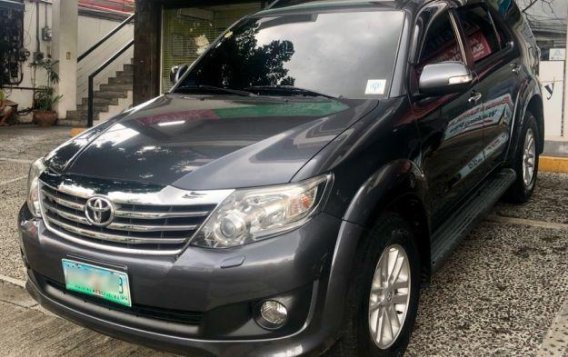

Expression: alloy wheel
xmin=522 ymin=128 xmax=536 ymax=188
xmin=368 ymin=244 xmax=411 ymax=349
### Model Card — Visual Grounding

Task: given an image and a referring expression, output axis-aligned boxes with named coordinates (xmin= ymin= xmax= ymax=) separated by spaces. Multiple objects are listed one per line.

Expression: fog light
xmin=257 ymin=300 xmax=288 ymax=329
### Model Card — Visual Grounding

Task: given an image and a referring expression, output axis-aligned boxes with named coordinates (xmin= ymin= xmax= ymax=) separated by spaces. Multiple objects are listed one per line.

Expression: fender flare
xmin=342 ymin=159 xmax=429 ymax=227
xmin=320 ymin=160 xmax=430 ymax=332
xmin=507 ymin=79 xmax=544 ymax=162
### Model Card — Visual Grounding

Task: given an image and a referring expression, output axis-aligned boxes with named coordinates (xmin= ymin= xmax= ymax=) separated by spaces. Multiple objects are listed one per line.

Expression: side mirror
xmin=419 ymin=62 xmax=473 ymax=96
xmin=170 ymin=64 xmax=189 ymax=84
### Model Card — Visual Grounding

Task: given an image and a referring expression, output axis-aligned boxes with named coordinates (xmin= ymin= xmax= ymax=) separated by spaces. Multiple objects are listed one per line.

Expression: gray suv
xmin=19 ymin=0 xmax=543 ymax=356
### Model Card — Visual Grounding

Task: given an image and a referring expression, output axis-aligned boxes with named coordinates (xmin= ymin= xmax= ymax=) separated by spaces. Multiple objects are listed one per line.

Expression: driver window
xmin=417 ymin=12 xmax=464 ymax=74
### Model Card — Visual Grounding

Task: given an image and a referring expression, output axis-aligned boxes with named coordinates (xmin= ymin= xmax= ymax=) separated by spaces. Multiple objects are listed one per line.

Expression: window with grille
xmin=161 ymin=3 xmax=262 ymax=93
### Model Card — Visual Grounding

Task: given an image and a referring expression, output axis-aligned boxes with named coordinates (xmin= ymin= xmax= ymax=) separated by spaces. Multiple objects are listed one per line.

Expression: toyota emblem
xmin=85 ymin=197 xmax=114 ymax=227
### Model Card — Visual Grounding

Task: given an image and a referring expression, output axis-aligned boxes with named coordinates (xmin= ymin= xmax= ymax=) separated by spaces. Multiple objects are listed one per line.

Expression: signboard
xmin=549 ymin=48 xmax=566 ymax=61
xmin=539 ymin=61 xmax=564 ymax=138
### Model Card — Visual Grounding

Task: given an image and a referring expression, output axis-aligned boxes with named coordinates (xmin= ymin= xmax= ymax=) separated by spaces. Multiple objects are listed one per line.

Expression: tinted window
xmin=176 ymin=11 xmax=405 ymax=99
xmin=490 ymin=12 xmax=511 ymax=48
xmin=457 ymin=6 xmax=501 ymax=63
xmin=418 ymin=12 xmax=464 ymax=72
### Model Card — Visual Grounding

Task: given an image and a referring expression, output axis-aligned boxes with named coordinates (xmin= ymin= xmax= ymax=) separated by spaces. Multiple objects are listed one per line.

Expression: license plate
xmin=62 ymin=259 xmax=132 ymax=307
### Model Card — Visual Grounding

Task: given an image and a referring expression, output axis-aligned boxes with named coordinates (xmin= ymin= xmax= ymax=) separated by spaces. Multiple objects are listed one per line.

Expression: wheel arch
xmin=321 ymin=160 xmax=432 ymax=338
xmin=382 ymin=193 xmax=431 ymax=283
xmin=340 ymin=159 xmax=432 ymax=283
xmin=525 ymin=94 xmax=545 ymax=154
xmin=510 ymin=86 xmax=544 ymax=162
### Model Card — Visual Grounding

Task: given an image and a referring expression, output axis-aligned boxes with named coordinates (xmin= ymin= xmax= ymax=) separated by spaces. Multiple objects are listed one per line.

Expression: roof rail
xmin=266 ymin=0 xmax=281 ymax=9
xmin=266 ymin=0 xmax=318 ymax=9
xmin=267 ymin=0 xmax=360 ymax=10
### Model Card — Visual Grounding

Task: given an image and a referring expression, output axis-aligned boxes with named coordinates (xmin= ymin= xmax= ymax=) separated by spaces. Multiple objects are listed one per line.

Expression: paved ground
xmin=0 ymin=281 xmax=173 ymax=357
xmin=0 ymin=125 xmax=567 ymax=356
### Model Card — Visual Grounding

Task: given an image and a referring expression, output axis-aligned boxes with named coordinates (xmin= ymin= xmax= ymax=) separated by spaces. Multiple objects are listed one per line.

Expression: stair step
xmin=73 ymin=104 xmax=108 ymax=114
xmin=64 ymin=56 xmax=134 ymax=125
xmin=96 ymin=90 xmax=129 ymax=99
xmin=108 ymin=77 xmax=133 ymax=85
xmin=116 ymin=66 xmax=133 ymax=74
xmin=88 ymin=104 xmax=109 ymax=113
xmin=66 ymin=111 xmax=83 ymax=121
xmin=100 ymin=83 xmax=133 ymax=92
xmin=430 ymin=168 xmax=516 ymax=271
xmin=81 ymin=97 xmax=119 ymax=106
xmin=117 ymin=68 xmax=134 ymax=76
xmin=67 ymin=112 xmax=95 ymax=121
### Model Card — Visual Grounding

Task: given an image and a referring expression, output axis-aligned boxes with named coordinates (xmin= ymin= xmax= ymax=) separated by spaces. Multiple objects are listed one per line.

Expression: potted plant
xmin=31 ymin=59 xmax=62 ymax=127
xmin=0 ymin=89 xmax=19 ymax=126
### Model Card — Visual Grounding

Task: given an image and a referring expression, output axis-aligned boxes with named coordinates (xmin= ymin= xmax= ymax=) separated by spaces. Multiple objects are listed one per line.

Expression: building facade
xmin=134 ymin=0 xmax=273 ymax=104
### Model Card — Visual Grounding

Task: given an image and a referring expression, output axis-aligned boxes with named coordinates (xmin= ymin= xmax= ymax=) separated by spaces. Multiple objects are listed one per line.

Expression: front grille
xmin=40 ymin=183 xmax=217 ymax=253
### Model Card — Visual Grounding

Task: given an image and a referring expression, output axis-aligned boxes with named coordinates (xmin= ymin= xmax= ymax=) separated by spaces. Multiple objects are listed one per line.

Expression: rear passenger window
xmin=456 ymin=6 xmax=501 ymax=63
xmin=418 ymin=12 xmax=464 ymax=73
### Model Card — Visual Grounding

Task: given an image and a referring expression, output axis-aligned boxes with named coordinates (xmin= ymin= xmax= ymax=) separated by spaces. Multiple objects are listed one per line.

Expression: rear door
xmin=454 ymin=3 xmax=522 ymax=171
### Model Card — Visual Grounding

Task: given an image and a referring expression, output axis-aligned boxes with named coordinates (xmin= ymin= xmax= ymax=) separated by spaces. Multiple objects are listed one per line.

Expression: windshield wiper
xmin=245 ymin=85 xmax=336 ymax=99
xmin=176 ymin=84 xmax=257 ymax=97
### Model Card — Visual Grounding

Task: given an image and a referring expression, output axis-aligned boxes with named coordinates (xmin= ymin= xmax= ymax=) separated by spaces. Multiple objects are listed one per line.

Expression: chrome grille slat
xmin=107 ymin=222 xmax=199 ymax=232
xmin=38 ymin=181 xmax=225 ymax=254
xmin=42 ymin=189 xmax=85 ymax=211
xmin=114 ymin=210 xmax=210 ymax=219
xmin=43 ymin=200 xmax=90 ymax=224
xmin=43 ymin=200 xmax=199 ymax=233
xmin=45 ymin=216 xmax=188 ymax=244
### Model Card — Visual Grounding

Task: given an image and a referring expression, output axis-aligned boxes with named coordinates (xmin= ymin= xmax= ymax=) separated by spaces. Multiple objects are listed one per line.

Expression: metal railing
xmin=79 ymin=13 xmax=135 ymax=127
xmin=87 ymin=40 xmax=133 ymax=127
xmin=78 ymin=13 xmax=134 ymax=62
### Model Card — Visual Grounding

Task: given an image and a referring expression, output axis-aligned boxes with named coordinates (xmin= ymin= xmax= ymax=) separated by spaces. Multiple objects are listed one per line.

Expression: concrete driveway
xmin=0 ymin=126 xmax=566 ymax=356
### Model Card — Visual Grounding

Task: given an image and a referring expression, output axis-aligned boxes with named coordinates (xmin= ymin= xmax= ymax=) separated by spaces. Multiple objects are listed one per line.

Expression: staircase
xmin=64 ymin=61 xmax=133 ymax=127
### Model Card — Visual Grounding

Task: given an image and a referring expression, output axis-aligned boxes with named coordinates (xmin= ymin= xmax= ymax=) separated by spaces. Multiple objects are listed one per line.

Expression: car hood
xmin=46 ymin=94 xmax=378 ymax=190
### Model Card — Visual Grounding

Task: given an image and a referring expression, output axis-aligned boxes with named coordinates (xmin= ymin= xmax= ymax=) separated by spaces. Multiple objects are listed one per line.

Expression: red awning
xmin=79 ymin=0 xmax=134 ymax=15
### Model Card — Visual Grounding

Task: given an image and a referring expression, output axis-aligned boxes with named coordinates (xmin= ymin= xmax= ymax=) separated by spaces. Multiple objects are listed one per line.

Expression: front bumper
xmin=18 ymin=205 xmax=364 ymax=357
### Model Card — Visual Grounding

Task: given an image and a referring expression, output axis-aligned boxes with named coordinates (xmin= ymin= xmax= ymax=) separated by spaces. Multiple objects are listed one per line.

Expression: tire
xmin=503 ymin=112 xmax=540 ymax=204
xmin=326 ymin=214 xmax=421 ymax=357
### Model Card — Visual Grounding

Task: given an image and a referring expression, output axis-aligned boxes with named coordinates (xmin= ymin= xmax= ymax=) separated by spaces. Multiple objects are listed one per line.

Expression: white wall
xmin=540 ymin=61 xmax=565 ymax=138
xmin=518 ymin=0 xmax=567 ymax=21
xmin=53 ymin=0 xmax=78 ymax=118
xmin=5 ymin=1 xmax=52 ymax=110
xmin=4 ymin=1 xmax=133 ymax=115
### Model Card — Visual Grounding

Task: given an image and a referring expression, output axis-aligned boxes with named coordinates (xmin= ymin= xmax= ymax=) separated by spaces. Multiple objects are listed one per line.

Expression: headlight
xmin=191 ymin=175 xmax=331 ymax=248
xmin=27 ymin=158 xmax=46 ymax=217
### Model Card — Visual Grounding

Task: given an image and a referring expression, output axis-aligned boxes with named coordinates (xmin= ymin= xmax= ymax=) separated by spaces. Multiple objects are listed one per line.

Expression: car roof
xmin=257 ymin=0 xmax=428 ymax=15
xmin=258 ymin=0 xmax=491 ymax=16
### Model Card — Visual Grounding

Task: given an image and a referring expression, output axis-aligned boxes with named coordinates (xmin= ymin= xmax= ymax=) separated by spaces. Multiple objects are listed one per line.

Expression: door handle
xmin=511 ymin=63 xmax=521 ymax=75
xmin=468 ymin=91 xmax=483 ymax=104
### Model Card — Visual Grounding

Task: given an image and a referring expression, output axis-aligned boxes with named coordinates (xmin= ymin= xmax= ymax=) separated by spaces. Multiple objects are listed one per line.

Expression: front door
xmin=413 ymin=6 xmax=488 ymax=229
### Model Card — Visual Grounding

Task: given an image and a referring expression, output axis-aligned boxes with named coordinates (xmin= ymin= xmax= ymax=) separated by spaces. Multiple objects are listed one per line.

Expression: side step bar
xmin=430 ymin=168 xmax=516 ymax=271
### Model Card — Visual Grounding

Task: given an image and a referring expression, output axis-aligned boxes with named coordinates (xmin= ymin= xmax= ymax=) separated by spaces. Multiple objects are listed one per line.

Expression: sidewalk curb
xmin=0 ymin=274 xmax=26 ymax=288
xmin=537 ymin=296 xmax=568 ymax=357
xmin=540 ymin=156 xmax=568 ymax=173
xmin=0 ymin=275 xmax=59 ymax=317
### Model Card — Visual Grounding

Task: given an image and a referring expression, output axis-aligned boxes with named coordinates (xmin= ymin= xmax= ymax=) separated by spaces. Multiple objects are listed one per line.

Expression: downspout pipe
xmin=36 ymin=0 xmax=40 ymax=59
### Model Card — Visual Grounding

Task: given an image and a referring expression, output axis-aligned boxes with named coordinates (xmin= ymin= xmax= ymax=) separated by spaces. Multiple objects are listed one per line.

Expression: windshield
xmin=174 ymin=10 xmax=405 ymax=99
